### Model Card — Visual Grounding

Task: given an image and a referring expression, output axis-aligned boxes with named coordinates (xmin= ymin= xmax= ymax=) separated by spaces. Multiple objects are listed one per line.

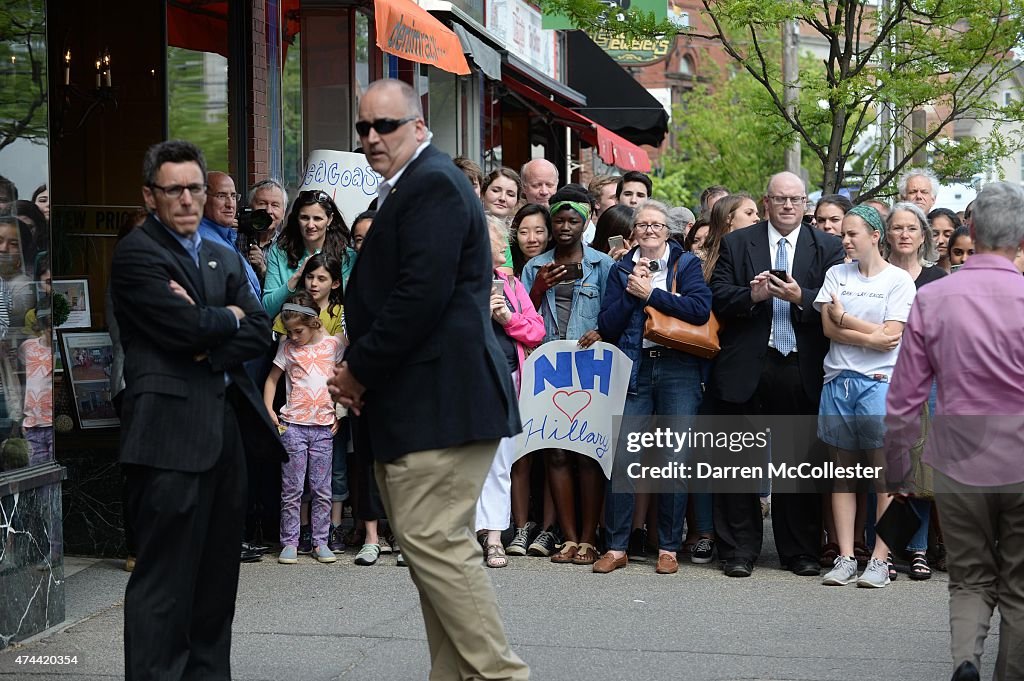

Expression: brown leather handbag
xmin=643 ymin=256 xmax=721 ymax=359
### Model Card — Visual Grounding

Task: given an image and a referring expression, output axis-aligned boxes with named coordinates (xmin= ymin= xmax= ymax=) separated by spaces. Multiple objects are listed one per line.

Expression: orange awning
xmin=373 ymin=0 xmax=470 ymax=75
xmin=503 ymin=77 xmax=651 ymax=172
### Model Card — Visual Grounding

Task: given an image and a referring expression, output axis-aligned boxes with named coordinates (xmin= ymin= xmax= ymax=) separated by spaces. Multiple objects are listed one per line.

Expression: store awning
xmin=503 ymin=77 xmax=651 ymax=172
xmin=565 ymin=31 xmax=669 ymax=148
xmin=453 ymin=24 xmax=501 ymax=80
xmin=373 ymin=0 xmax=470 ymax=75
xmin=167 ymin=1 xmax=301 ymax=58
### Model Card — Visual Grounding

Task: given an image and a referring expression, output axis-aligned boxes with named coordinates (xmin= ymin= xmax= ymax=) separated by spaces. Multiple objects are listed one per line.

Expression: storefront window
xmin=0 ymin=0 xmax=53 ymax=473
xmin=282 ymin=33 xmax=303 ymax=195
xmin=303 ymin=11 xmax=353 ymax=156
xmin=167 ymin=47 xmax=230 ymax=171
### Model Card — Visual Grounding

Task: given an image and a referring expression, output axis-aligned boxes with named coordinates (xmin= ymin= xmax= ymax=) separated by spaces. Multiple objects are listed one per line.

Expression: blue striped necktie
xmin=772 ymin=237 xmax=796 ymax=355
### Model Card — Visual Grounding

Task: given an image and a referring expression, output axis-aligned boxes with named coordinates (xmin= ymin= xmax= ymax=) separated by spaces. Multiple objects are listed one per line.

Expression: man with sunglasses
xmin=329 ymin=79 xmax=529 ymax=681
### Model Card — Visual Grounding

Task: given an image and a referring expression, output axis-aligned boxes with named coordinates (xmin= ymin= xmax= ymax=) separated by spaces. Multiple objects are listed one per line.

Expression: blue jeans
xmin=606 ymin=350 xmax=703 ymax=551
xmin=865 ymin=492 xmax=931 ymax=552
xmin=691 ymin=492 xmax=714 ymax=535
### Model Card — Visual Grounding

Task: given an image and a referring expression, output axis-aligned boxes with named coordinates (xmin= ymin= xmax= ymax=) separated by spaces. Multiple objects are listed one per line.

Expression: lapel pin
xmin=208 ymin=260 xmax=218 ymax=269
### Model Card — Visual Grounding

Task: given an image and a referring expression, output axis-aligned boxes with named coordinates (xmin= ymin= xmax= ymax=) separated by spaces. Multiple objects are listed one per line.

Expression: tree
xmin=655 ymin=57 xmax=830 ymax=206
xmin=167 ymin=47 xmax=229 ymax=172
xmin=0 ymin=2 xmax=47 ymax=154
xmin=698 ymin=0 xmax=1024 ymax=197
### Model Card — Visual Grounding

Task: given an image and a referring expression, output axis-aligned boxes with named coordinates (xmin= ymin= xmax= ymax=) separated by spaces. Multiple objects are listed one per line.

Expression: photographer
xmin=199 ymin=171 xmax=261 ymax=300
xmin=246 ymin=179 xmax=289 ymax=284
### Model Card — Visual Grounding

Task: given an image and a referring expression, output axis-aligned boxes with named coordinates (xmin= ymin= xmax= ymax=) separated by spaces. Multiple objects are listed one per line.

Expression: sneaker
xmin=822 ymin=555 xmax=858 ymax=585
xmin=690 ymin=537 xmax=715 ymax=564
xmin=857 ymin=557 xmax=891 ymax=588
xmin=527 ymin=527 xmax=559 ymax=557
xmin=627 ymin=527 xmax=648 ymax=562
xmin=395 ymin=551 xmax=408 ymax=567
xmin=313 ymin=545 xmax=337 ymax=563
xmin=278 ymin=545 xmax=298 ymax=564
xmin=328 ymin=525 xmax=346 ymax=553
xmin=298 ymin=525 xmax=313 ymax=554
xmin=354 ymin=543 xmax=381 ymax=566
xmin=378 ymin=535 xmax=394 ymax=555
xmin=506 ymin=522 xmax=537 ymax=556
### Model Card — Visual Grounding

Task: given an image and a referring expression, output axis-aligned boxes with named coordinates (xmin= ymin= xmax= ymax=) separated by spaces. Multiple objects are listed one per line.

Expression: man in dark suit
xmin=112 ymin=140 xmax=285 ymax=680
xmin=329 ymin=79 xmax=529 ymax=680
xmin=709 ymin=171 xmax=844 ymax=578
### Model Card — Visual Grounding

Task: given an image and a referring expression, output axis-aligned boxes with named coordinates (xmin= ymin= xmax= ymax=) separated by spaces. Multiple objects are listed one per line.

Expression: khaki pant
xmin=935 ymin=471 xmax=1024 ymax=680
xmin=375 ymin=441 xmax=530 ymax=681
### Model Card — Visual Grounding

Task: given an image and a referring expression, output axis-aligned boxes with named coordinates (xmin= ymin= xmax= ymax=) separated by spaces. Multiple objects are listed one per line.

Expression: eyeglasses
xmin=148 ymin=183 xmax=207 ymax=199
xmin=767 ymin=195 xmax=807 ymax=206
xmin=634 ymin=223 xmax=667 ymax=233
xmin=355 ymin=116 xmax=417 ymax=137
xmin=211 ymin=192 xmax=241 ymax=202
xmin=300 ymin=190 xmax=332 ymax=205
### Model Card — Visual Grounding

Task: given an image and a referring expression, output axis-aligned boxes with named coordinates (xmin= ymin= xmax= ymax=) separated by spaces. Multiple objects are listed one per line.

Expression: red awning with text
xmin=373 ymin=0 xmax=470 ymax=75
xmin=503 ymin=77 xmax=651 ymax=172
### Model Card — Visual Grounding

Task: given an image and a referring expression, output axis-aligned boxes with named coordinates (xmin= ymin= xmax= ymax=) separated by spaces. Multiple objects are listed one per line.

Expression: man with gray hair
xmin=245 ymin=178 xmax=288 ymax=284
xmin=886 ymin=181 xmax=1024 ymax=681
xmin=667 ymin=206 xmax=695 ymax=241
xmin=898 ymin=167 xmax=939 ymax=214
xmin=520 ymin=158 xmax=559 ymax=206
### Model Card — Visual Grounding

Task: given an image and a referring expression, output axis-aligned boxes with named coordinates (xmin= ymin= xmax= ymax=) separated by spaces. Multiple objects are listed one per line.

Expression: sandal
xmin=572 ymin=543 xmax=599 ymax=565
xmin=820 ymin=542 xmax=840 ymax=568
xmin=484 ymin=544 xmax=508 ymax=569
xmin=854 ymin=542 xmax=871 ymax=568
xmin=886 ymin=552 xmax=898 ymax=581
xmin=909 ymin=551 xmax=932 ymax=581
xmin=550 ymin=541 xmax=579 ymax=564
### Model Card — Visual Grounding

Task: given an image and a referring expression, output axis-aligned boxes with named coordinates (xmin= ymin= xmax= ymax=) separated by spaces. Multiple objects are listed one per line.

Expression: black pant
xmin=712 ymin=349 xmax=822 ymax=566
xmin=123 ymin=389 xmax=247 ymax=681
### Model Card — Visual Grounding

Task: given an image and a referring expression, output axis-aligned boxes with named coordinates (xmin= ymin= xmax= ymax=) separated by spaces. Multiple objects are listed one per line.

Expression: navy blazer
xmin=112 ymin=216 xmax=286 ymax=472
xmin=708 ymin=220 xmax=844 ymax=405
xmin=343 ymin=146 xmax=520 ymax=463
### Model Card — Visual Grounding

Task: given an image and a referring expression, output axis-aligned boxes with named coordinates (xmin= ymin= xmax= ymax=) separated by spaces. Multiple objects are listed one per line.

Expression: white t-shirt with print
xmin=813 ymin=262 xmax=916 ymax=382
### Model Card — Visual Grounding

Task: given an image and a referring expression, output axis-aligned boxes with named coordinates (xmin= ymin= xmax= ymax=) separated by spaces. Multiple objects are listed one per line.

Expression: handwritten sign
xmin=515 ymin=341 xmax=633 ymax=479
xmin=298 ymin=150 xmax=383 ymax=225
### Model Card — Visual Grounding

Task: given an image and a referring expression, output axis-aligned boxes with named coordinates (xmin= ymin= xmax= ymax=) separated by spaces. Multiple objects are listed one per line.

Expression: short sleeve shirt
xmin=273 ymin=335 xmax=345 ymax=426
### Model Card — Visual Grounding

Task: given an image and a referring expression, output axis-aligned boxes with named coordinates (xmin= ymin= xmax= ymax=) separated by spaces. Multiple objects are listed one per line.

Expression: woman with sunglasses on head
xmin=520 ymin=186 xmax=614 ymax=565
xmin=262 ymin=190 xmax=354 ymax=317
xmin=595 ymin=199 xmax=711 ymax=575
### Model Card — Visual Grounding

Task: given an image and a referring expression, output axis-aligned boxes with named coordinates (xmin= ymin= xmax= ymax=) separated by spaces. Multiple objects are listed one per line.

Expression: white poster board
xmin=299 ymin=150 xmax=383 ymax=225
xmin=515 ymin=341 xmax=633 ymax=479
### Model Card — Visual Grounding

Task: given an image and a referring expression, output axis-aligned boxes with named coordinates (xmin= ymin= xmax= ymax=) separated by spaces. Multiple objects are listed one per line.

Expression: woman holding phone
xmin=476 ymin=215 xmax=545 ymax=567
xmin=521 ymin=187 xmax=615 ymax=565
xmin=595 ymin=199 xmax=712 ymax=574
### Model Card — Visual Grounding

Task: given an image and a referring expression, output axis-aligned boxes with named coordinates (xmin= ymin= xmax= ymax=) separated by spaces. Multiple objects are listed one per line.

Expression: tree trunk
xmin=822 ymin=106 xmax=848 ymax=194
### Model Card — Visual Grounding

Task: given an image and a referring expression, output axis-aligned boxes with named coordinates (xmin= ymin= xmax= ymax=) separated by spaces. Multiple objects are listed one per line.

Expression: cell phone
xmin=950 ymin=264 xmax=963 ymax=273
xmin=562 ymin=262 xmax=584 ymax=280
xmin=608 ymin=235 xmax=625 ymax=251
xmin=491 ymin=279 xmax=504 ymax=296
xmin=769 ymin=269 xmax=789 ymax=281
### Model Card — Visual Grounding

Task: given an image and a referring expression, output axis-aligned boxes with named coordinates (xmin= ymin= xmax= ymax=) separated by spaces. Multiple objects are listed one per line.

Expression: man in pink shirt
xmin=885 ymin=181 xmax=1024 ymax=681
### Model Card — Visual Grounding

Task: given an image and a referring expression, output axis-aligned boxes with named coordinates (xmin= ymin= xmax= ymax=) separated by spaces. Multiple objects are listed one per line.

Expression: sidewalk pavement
xmin=0 ymin=534 xmax=994 ymax=681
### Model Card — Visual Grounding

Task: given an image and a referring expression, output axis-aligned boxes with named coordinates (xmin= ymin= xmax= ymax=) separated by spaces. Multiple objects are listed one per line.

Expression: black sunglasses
xmin=299 ymin=190 xmax=332 ymax=205
xmin=355 ymin=115 xmax=417 ymax=137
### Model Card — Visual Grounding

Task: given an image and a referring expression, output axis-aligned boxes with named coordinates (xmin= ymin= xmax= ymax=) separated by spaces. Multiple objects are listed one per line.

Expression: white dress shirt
xmin=634 ymin=244 xmax=670 ymax=348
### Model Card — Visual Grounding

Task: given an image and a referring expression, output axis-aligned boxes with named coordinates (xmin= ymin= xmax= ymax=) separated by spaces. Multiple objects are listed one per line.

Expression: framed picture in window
xmin=60 ymin=331 xmax=118 ymax=429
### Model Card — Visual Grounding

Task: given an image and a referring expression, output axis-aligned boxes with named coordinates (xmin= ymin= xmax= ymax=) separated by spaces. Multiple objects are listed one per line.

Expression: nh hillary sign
xmin=515 ymin=341 xmax=632 ymax=479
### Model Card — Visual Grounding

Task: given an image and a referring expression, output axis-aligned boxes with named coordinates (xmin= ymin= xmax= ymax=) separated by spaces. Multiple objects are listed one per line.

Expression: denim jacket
xmin=597 ymin=240 xmax=711 ymax=394
xmin=521 ymin=245 xmax=615 ymax=342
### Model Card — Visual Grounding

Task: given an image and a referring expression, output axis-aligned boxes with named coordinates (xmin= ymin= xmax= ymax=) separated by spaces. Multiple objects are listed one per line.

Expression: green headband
xmin=848 ymin=204 xmax=885 ymax=238
xmin=550 ymin=200 xmax=591 ymax=223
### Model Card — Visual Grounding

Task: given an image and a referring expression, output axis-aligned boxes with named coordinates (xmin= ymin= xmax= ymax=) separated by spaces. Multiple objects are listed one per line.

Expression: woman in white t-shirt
xmin=813 ymin=204 xmax=917 ymax=589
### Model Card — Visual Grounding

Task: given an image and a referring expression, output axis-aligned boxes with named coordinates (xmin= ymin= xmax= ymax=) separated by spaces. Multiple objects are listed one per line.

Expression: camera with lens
xmin=235 ymin=207 xmax=273 ymax=251
xmin=647 ymin=260 xmax=661 ymax=272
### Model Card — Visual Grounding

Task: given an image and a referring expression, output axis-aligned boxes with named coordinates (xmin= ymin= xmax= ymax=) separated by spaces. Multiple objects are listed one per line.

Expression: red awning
xmin=167 ymin=1 xmax=301 ymax=58
xmin=502 ymin=77 xmax=651 ymax=172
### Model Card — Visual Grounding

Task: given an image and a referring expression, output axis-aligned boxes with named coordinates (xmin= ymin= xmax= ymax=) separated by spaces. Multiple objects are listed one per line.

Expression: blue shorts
xmin=817 ymin=370 xmax=889 ymax=450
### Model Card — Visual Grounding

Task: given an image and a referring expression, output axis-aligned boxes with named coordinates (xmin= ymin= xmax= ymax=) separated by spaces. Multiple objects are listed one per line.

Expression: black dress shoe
xmin=723 ymin=558 xmax=753 ymax=577
xmin=951 ymin=661 xmax=979 ymax=681
xmin=242 ymin=542 xmax=270 ymax=555
xmin=240 ymin=544 xmax=263 ymax=563
xmin=790 ymin=556 xmax=821 ymax=577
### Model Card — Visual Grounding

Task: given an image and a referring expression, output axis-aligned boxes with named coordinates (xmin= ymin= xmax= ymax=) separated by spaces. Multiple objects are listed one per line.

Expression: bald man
xmin=708 ymin=171 xmax=845 ymax=579
xmin=520 ymin=158 xmax=558 ymax=206
xmin=199 ymin=171 xmax=261 ymax=301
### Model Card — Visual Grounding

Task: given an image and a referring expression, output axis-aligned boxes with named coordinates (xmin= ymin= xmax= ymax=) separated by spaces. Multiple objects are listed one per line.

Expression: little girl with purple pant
xmin=263 ymin=292 xmax=344 ymax=564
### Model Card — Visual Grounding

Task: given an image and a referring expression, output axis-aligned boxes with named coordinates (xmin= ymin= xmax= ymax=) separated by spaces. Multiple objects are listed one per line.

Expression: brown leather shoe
xmin=592 ymin=551 xmax=628 ymax=574
xmin=655 ymin=553 xmax=678 ymax=575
